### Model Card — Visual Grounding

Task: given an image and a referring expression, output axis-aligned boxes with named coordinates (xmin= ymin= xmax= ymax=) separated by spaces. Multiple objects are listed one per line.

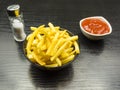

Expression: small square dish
xmin=79 ymin=16 xmax=112 ymax=40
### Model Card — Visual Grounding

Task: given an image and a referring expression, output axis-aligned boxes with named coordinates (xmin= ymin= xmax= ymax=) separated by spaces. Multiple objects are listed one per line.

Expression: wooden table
xmin=0 ymin=0 xmax=120 ymax=90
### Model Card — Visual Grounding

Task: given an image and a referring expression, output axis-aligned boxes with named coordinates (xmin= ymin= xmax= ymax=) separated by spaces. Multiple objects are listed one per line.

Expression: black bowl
xmin=23 ymin=29 xmax=79 ymax=71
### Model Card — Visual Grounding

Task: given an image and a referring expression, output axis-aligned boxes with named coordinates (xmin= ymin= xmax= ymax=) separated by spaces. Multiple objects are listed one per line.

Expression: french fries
xmin=26 ymin=22 xmax=80 ymax=68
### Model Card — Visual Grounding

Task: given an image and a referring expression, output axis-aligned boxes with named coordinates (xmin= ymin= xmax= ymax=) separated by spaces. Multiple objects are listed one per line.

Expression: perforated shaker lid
xmin=7 ymin=4 xmax=21 ymax=17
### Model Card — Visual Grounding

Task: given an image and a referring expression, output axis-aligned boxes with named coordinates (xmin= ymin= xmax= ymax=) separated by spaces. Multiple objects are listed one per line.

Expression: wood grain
xmin=0 ymin=0 xmax=120 ymax=90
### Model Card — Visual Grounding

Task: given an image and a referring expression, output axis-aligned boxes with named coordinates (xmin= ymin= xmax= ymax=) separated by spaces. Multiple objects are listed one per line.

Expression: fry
xmin=61 ymin=55 xmax=75 ymax=65
xmin=67 ymin=36 xmax=78 ymax=41
xmin=56 ymin=58 xmax=62 ymax=66
xmin=26 ymin=33 xmax=32 ymax=40
xmin=74 ymin=41 xmax=80 ymax=54
xmin=27 ymin=54 xmax=35 ymax=62
xmin=30 ymin=26 xmax=37 ymax=31
xmin=44 ymin=64 xmax=58 ymax=68
xmin=48 ymin=22 xmax=56 ymax=32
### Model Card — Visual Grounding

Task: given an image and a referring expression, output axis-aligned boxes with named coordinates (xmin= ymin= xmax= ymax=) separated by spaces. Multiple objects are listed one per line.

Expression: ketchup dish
xmin=79 ymin=16 xmax=112 ymax=40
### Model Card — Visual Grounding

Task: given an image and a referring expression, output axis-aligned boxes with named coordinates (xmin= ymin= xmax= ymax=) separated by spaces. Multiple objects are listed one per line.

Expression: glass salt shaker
xmin=7 ymin=4 xmax=26 ymax=42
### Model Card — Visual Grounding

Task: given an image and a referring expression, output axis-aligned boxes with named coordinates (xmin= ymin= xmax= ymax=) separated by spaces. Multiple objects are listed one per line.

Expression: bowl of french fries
xmin=24 ymin=22 xmax=80 ymax=70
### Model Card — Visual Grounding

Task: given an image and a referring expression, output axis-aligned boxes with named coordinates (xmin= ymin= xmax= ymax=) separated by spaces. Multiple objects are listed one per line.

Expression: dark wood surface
xmin=0 ymin=0 xmax=120 ymax=90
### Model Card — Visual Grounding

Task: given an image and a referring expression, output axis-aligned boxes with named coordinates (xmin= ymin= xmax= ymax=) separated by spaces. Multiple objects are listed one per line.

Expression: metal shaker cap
xmin=7 ymin=4 xmax=20 ymax=17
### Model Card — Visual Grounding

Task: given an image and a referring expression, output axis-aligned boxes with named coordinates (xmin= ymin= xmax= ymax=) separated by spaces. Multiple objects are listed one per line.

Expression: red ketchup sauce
xmin=81 ymin=18 xmax=110 ymax=34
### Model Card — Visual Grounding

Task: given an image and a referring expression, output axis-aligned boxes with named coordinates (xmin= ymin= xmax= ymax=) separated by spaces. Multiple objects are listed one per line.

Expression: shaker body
xmin=9 ymin=15 xmax=26 ymax=42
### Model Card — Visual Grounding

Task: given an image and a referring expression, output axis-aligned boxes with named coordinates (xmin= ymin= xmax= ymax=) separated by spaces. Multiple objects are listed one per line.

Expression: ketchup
xmin=82 ymin=18 xmax=110 ymax=34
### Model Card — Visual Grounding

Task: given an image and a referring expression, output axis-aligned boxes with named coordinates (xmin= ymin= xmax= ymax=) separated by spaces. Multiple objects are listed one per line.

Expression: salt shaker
xmin=7 ymin=4 xmax=26 ymax=42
